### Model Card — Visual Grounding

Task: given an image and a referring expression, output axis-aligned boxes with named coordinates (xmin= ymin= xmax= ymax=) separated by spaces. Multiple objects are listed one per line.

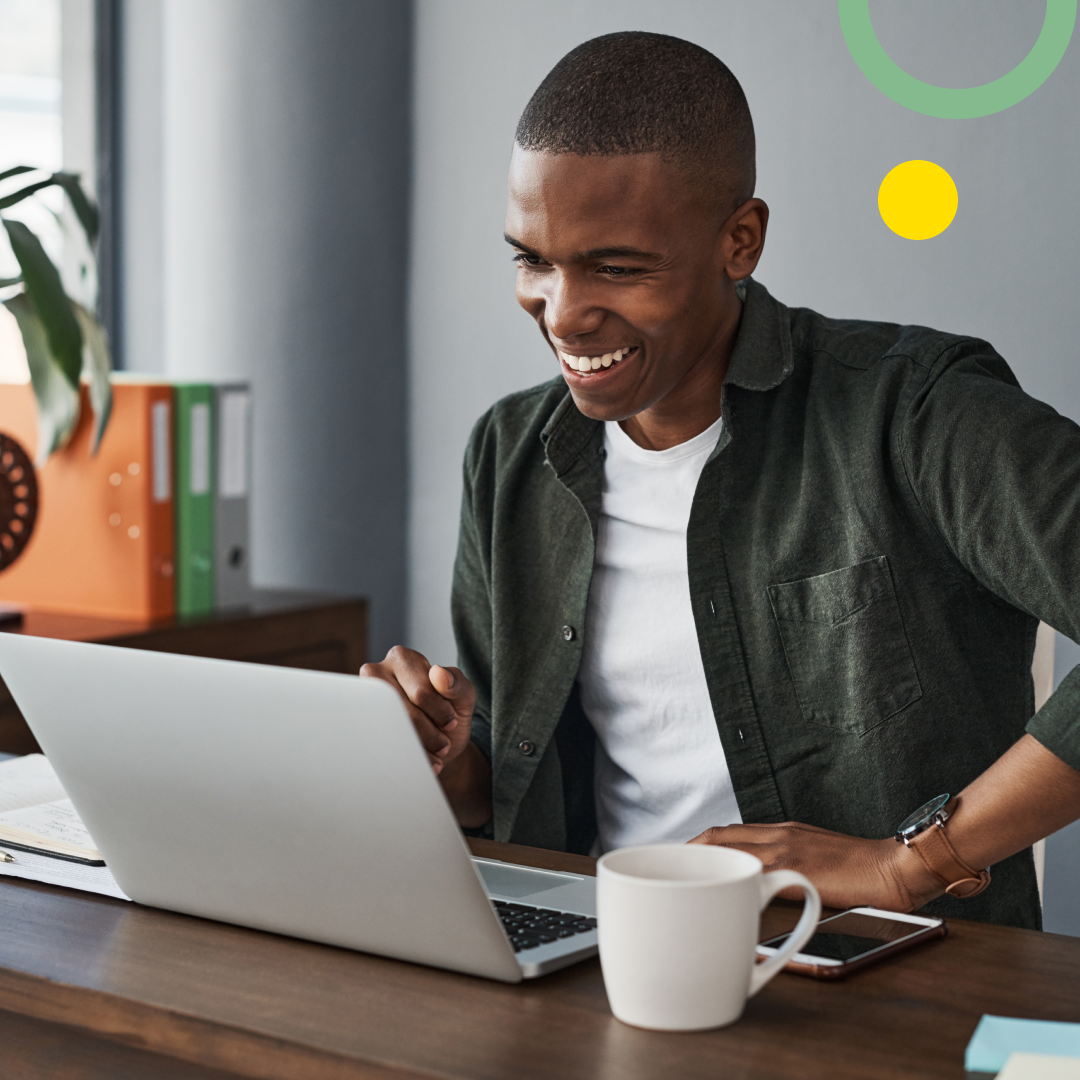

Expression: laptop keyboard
xmin=493 ymin=900 xmax=598 ymax=953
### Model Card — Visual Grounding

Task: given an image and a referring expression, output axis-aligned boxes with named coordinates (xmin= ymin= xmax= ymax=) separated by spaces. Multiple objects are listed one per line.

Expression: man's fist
xmin=360 ymin=646 xmax=476 ymax=775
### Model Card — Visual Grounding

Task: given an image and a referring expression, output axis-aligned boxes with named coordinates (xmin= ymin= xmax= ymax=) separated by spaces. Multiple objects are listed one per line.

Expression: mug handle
xmin=748 ymin=870 xmax=822 ymax=997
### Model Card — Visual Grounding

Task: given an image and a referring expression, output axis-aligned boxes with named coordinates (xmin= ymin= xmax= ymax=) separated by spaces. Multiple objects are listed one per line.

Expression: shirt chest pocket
xmin=767 ymin=556 xmax=922 ymax=736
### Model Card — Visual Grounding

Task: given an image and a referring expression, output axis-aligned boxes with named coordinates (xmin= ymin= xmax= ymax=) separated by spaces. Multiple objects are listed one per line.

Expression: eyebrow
xmin=504 ymin=234 xmax=663 ymax=262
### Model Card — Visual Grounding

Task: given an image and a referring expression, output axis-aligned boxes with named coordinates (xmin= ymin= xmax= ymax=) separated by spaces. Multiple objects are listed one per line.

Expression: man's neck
xmin=618 ymin=306 xmax=740 ymax=451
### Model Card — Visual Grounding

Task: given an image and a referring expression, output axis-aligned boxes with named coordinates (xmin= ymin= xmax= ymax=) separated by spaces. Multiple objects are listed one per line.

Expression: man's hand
xmin=359 ymin=646 xmax=491 ymax=827
xmin=690 ymin=735 xmax=1080 ymax=912
xmin=360 ymin=646 xmax=475 ymax=773
xmin=688 ymin=821 xmax=942 ymax=912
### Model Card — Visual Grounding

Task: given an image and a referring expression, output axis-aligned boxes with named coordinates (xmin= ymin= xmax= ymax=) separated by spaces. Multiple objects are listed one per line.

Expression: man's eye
xmin=598 ymin=265 xmax=639 ymax=277
xmin=512 ymin=253 xmax=544 ymax=267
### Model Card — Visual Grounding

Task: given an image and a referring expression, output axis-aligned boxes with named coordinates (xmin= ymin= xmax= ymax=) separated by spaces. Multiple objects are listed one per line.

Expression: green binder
xmin=174 ymin=384 xmax=215 ymax=616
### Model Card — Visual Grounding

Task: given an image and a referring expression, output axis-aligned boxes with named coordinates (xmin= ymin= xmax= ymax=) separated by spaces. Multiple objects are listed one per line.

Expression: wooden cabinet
xmin=0 ymin=591 xmax=367 ymax=754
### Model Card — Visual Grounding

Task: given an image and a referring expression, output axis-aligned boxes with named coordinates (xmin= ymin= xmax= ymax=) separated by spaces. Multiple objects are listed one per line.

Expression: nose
xmin=524 ymin=269 xmax=604 ymax=343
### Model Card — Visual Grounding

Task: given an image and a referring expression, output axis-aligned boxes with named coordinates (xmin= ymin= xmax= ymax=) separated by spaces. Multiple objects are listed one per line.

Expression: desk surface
xmin=0 ymin=838 xmax=1077 ymax=1080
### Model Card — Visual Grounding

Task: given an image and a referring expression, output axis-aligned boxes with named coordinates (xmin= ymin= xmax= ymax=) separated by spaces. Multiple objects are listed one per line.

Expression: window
xmin=0 ymin=0 xmax=64 ymax=381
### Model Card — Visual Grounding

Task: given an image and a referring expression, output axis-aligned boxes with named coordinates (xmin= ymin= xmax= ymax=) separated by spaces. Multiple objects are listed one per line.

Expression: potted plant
xmin=0 ymin=165 xmax=112 ymax=463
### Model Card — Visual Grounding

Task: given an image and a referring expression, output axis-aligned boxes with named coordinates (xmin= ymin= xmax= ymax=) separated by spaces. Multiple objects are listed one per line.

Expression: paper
xmin=0 ymin=846 xmax=130 ymax=900
xmin=998 ymin=1053 xmax=1080 ymax=1079
xmin=966 ymin=1015 xmax=1080 ymax=1073
xmin=0 ymin=756 xmax=125 ymax=897
xmin=0 ymin=798 xmax=100 ymax=857
xmin=0 ymin=753 xmax=68 ymax=813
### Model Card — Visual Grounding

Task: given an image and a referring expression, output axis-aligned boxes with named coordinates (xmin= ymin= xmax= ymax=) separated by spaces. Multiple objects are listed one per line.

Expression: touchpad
xmin=473 ymin=858 xmax=580 ymax=898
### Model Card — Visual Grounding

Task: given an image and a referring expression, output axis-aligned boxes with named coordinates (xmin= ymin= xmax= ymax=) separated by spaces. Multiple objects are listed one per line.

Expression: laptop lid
xmin=0 ymin=635 xmax=524 ymax=982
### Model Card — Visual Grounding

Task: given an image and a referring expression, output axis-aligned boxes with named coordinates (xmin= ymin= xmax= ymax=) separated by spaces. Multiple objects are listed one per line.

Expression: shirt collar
xmin=724 ymin=277 xmax=794 ymax=392
xmin=541 ymin=277 xmax=793 ymax=473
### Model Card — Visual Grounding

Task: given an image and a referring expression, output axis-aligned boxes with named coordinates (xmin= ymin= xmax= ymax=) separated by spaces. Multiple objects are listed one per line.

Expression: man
xmin=362 ymin=32 xmax=1080 ymax=928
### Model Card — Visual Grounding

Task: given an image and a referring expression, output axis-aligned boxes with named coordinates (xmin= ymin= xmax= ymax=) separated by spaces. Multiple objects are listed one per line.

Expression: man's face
xmin=505 ymin=148 xmax=757 ymax=423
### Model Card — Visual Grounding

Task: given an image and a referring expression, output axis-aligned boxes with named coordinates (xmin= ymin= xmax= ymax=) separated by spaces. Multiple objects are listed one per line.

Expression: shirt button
xmin=518 ymin=739 xmax=536 ymax=757
xmin=562 ymin=625 xmax=575 ymax=642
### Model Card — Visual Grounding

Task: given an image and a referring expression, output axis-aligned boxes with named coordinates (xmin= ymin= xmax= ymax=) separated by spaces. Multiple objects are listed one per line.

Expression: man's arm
xmin=697 ymin=348 xmax=1080 ymax=907
xmin=438 ymin=739 xmax=493 ymax=828
xmin=692 ymin=733 xmax=1080 ymax=909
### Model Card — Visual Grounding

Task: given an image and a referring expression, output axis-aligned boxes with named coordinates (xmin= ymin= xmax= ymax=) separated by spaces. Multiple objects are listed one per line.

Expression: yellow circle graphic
xmin=877 ymin=160 xmax=958 ymax=240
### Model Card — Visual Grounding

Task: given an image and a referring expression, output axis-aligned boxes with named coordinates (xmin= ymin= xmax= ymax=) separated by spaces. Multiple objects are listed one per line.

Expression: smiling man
xmin=362 ymin=32 xmax=1080 ymax=927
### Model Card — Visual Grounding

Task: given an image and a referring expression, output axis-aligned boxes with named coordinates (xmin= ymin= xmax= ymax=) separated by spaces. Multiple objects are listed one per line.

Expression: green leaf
xmin=72 ymin=302 xmax=112 ymax=452
xmin=2 ymin=219 xmax=83 ymax=388
xmin=0 ymin=165 xmax=36 ymax=183
xmin=3 ymin=293 xmax=81 ymax=462
xmin=0 ymin=276 xmax=22 ymax=288
xmin=0 ymin=178 xmax=56 ymax=213
xmin=50 ymin=173 xmax=99 ymax=245
xmin=0 ymin=174 xmax=100 ymax=247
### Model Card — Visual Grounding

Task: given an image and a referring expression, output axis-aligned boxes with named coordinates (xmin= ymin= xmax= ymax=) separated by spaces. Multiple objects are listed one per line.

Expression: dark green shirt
xmin=452 ymin=279 xmax=1080 ymax=929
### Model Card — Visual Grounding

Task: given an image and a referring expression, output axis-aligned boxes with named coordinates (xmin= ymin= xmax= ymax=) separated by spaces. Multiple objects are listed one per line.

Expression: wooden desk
xmin=0 ymin=839 xmax=1076 ymax=1080
xmin=0 ymin=590 xmax=367 ymax=754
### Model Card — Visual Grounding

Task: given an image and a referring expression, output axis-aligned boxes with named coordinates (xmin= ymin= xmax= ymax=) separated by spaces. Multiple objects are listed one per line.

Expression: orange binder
xmin=0 ymin=381 xmax=175 ymax=620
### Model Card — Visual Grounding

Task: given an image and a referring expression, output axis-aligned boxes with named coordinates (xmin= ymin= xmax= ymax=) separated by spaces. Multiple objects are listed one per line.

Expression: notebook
xmin=0 ymin=755 xmax=128 ymax=899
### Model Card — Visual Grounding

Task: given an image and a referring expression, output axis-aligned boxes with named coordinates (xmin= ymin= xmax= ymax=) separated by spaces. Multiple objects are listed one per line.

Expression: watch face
xmin=896 ymin=793 xmax=951 ymax=838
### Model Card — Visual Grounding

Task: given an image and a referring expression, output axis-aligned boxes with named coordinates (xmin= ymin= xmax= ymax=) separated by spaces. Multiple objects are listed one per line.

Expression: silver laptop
xmin=0 ymin=635 xmax=597 ymax=982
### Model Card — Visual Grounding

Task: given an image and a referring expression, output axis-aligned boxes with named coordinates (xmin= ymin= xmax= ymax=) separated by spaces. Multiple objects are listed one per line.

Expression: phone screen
xmin=760 ymin=911 xmax=929 ymax=962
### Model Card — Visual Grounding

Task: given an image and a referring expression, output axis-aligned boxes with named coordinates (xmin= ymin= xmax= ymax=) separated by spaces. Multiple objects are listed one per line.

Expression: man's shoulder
xmin=786 ymin=301 xmax=1013 ymax=383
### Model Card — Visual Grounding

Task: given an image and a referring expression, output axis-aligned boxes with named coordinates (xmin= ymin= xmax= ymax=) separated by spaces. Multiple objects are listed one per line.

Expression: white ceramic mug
xmin=596 ymin=844 xmax=821 ymax=1031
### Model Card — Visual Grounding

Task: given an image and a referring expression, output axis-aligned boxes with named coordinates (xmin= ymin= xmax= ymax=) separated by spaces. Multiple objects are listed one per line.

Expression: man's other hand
xmin=687 ymin=821 xmax=942 ymax=912
xmin=360 ymin=646 xmax=476 ymax=775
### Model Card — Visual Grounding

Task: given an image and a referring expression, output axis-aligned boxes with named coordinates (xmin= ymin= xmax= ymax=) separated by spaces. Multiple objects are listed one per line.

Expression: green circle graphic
xmin=838 ymin=0 xmax=1076 ymax=118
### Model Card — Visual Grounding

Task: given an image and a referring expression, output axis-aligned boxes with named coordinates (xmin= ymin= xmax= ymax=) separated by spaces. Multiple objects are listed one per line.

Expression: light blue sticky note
xmin=966 ymin=1016 xmax=1080 ymax=1074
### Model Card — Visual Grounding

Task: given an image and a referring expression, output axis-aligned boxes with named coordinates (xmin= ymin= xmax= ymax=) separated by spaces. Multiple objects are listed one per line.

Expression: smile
xmin=559 ymin=347 xmax=635 ymax=374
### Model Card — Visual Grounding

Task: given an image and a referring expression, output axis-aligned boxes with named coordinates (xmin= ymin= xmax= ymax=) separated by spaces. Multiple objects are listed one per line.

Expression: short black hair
xmin=516 ymin=32 xmax=756 ymax=207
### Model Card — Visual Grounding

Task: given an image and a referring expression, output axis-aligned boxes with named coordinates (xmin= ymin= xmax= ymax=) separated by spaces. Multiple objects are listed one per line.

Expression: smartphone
xmin=756 ymin=907 xmax=947 ymax=979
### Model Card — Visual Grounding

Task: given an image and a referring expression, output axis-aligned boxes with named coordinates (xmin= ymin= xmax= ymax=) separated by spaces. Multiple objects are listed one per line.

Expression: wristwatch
xmin=894 ymin=794 xmax=991 ymax=899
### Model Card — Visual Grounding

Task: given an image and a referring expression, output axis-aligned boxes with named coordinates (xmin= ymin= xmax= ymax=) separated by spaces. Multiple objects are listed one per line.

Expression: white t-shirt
xmin=579 ymin=415 xmax=742 ymax=853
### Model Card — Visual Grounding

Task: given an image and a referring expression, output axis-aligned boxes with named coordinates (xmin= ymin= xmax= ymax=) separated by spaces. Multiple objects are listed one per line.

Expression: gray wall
xmin=120 ymin=0 xmax=412 ymax=656
xmin=407 ymin=1 xmax=1080 ymax=930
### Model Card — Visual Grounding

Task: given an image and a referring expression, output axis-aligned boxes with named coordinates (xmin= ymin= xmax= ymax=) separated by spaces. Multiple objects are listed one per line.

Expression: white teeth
xmin=560 ymin=348 xmax=632 ymax=372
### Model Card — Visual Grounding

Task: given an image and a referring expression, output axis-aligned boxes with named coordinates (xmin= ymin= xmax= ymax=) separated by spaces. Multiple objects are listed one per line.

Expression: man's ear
xmin=722 ymin=198 xmax=769 ymax=281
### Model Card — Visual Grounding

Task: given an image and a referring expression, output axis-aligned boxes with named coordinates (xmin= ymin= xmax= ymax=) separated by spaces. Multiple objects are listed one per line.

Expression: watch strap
xmin=907 ymin=821 xmax=991 ymax=898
